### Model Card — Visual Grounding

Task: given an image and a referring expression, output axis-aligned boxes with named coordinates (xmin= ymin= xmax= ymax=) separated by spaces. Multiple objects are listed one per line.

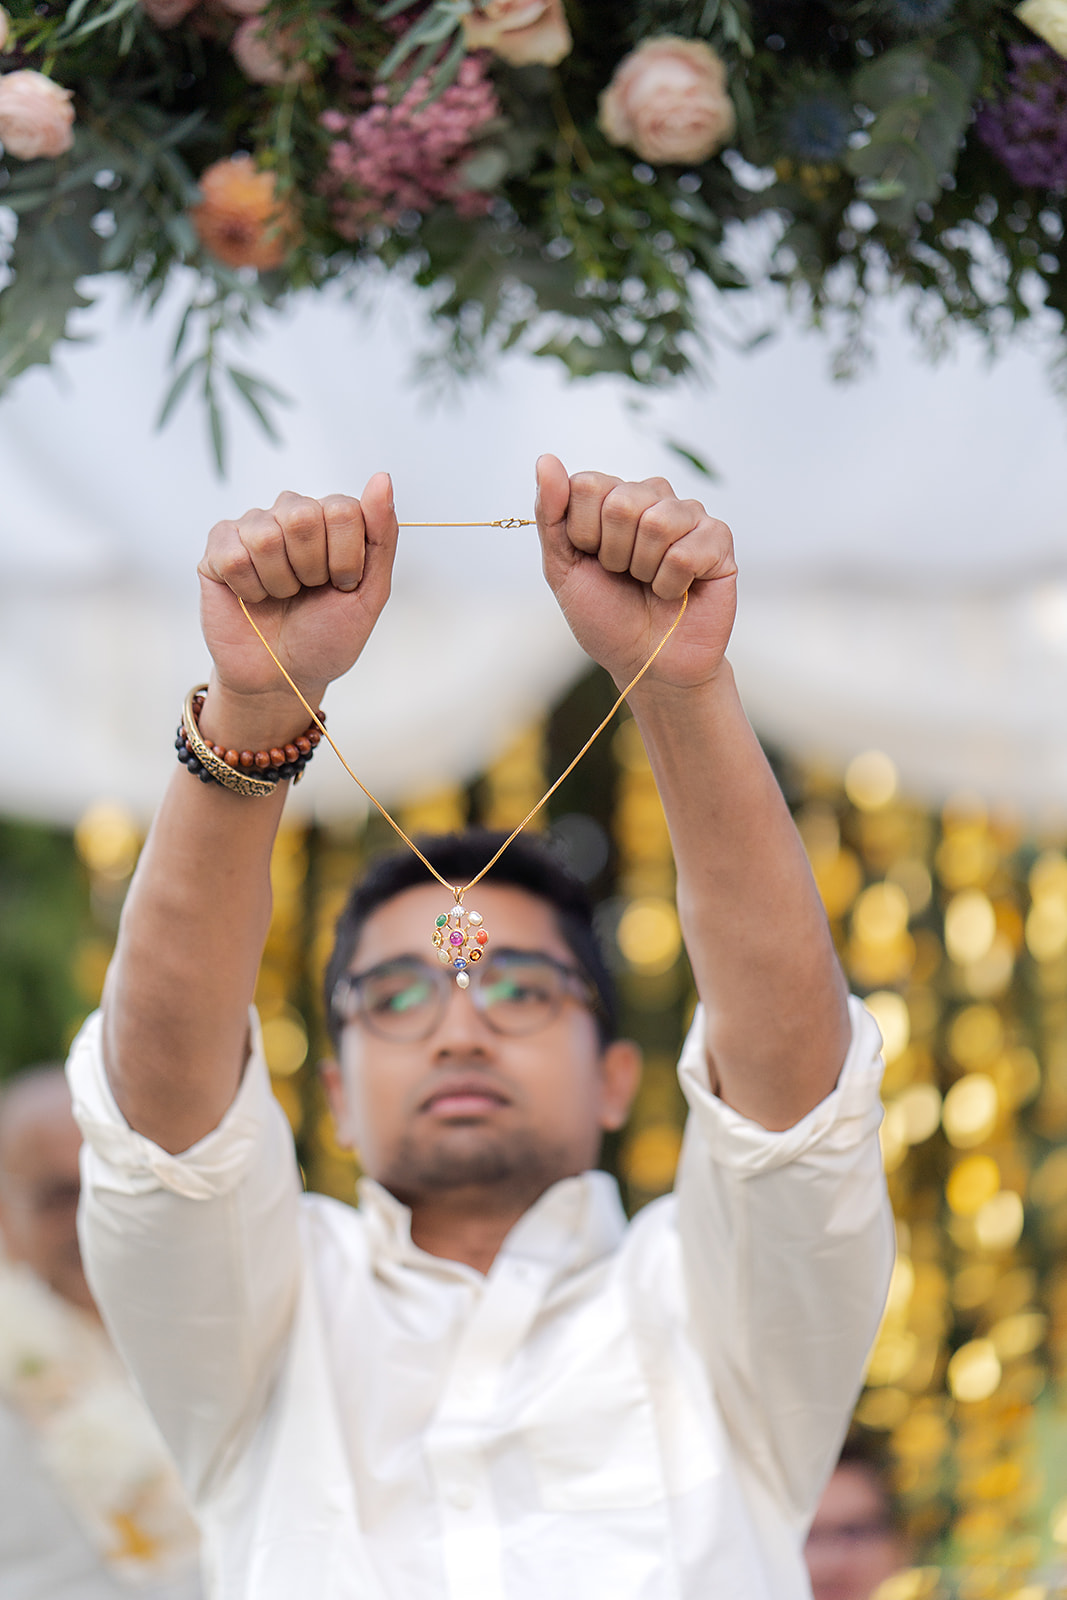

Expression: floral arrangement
xmin=0 ymin=1260 xmax=200 ymax=1579
xmin=0 ymin=0 xmax=1064 ymax=464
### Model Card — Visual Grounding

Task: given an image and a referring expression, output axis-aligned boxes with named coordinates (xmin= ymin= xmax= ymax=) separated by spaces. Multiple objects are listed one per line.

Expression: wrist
xmin=617 ymin=655 xmax=735 ymax=712
xmin=198 ymin=674 xmax=326 ymax=751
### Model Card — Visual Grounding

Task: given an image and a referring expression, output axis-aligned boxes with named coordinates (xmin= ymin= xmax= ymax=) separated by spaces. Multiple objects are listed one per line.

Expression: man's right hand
xmin=195 ymin=474 xmax=398 ymax=746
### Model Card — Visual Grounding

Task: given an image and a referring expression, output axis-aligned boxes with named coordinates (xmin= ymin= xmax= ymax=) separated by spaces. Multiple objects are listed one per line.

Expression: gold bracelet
xmin=180 ymin=687 xmax=286 ymax=798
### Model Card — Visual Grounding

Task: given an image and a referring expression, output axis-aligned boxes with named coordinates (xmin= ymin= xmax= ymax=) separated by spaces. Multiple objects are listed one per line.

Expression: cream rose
xmin=0 ymin=9 xmax=10 ymax=53
xmin=1016 ymin=0 xmax=1067 ymax=56
xmin=598 ymin=37 xmax=735 ymax=166
xmin=0 ymin=69 xmax=75 ymax=160
xmin=231 ymin=17 xmax=308 ymax=84
xmin=462 ymin=0 xmax=571 ymax=68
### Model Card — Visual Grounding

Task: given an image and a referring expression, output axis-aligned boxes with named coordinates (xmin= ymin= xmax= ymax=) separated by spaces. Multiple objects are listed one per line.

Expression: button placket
xmin=424 ymin=1258 xmax=553 ymax=1600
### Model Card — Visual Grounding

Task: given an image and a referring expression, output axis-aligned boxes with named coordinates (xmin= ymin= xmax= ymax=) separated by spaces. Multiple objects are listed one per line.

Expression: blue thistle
xmin=780 ymin=94 xmax=855 ymax=162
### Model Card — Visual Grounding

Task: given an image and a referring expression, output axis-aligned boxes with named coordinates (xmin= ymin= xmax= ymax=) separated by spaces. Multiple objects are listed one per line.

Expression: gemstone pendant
xmin=433 ymin=900 xmax=488 ymax=984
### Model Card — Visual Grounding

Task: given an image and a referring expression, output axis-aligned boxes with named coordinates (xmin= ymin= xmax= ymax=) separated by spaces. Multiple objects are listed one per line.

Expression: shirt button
xmin=449 ymin=1485 xmax=476 ymax=1511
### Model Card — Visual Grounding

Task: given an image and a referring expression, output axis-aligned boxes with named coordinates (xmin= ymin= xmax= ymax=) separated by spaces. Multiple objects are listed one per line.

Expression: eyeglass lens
xmin=339 ymin=952 xmax=581 ymax=1040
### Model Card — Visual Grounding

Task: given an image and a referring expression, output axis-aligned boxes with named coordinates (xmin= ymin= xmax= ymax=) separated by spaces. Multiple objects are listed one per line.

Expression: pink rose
xmin=231 ymin=17 xmax=308 ymax=84
xmin=0 ymin=69 xmax=74 ymax=160
xmin=462 ymin=0 xmax=571 ymax=67
xmin=139 ymin=0 xmax=199 ymax=26
xmin=598 ymin=37 xmax=736 ymax=165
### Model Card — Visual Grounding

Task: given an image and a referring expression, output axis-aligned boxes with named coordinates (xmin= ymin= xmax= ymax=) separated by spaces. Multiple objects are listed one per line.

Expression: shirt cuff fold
xmin=678 ymin=994 xmax=885 ymax=1176
xmin=67 ymin=1008 xmax=274 ymax=1201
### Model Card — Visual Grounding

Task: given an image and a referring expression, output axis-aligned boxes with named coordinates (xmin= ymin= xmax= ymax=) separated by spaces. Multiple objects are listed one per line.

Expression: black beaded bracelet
xmin=176 ymin=687 xmax=324 ymax=797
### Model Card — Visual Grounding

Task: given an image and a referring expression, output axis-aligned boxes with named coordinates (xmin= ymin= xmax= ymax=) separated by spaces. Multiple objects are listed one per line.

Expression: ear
xmin=319 ymin=1058 xmax=357 ymax=1150
xmin=597 ymin=1039 xmax=643 ymax=1133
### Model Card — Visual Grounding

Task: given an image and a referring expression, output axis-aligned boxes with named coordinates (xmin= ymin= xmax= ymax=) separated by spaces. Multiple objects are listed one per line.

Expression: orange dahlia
xmin=190 ymin=156 xmax=298 ymax=270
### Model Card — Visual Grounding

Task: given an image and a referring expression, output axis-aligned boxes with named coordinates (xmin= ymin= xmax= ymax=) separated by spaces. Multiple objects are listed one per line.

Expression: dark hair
xmin=323 ymin=829 xmax=618 ymax=1051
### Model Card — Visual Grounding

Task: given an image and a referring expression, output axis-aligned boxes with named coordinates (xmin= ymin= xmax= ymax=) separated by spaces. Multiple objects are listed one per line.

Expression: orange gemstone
xmin=475 ymin=930 xmax=489 ymax=945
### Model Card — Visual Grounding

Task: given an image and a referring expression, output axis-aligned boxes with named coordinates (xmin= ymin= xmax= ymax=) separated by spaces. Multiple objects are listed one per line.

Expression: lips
xmin=419 ymin=1074 xmax=512 ymax=1119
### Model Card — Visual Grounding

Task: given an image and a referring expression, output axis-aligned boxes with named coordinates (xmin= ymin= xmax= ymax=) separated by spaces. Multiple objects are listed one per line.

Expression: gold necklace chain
xmin=235 ymin=517 xmax=689 ymax=983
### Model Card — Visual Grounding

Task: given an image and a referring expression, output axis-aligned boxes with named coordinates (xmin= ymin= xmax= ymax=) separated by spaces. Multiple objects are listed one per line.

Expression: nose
xmin=431 ymin=973 xmax=496 ymax=1058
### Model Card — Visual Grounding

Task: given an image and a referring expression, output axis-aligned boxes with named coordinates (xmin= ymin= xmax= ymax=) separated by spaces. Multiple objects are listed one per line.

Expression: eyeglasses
xmin=805 ymin=1520 xmax=895 ymax=1551
xmin=332 ymin=949 xmax=600 ymax=1043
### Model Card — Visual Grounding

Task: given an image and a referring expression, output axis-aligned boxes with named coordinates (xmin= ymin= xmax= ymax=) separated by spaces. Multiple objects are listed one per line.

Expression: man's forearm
xmin=627 ymin=661 xmax=851 ymax=1130
xmin=101 ymin=686 xmax=309 ymax=1153
xmin=101 ymin=480 xmax=398 ymax=1154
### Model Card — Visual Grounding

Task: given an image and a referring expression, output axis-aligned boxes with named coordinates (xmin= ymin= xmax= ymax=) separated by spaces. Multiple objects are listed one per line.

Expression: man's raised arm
xmin=102 ymin=478 xmax=398 ymax=1154
xmin=534 ymin=455 xmax=850 ymax=1130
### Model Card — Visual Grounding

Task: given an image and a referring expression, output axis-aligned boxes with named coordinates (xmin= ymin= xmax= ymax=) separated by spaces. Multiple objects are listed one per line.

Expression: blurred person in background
xmin=0 ymin=1065 xmax=202 ymax=1599
xmin=805 ymin=1432 xmax=911 ymax=1600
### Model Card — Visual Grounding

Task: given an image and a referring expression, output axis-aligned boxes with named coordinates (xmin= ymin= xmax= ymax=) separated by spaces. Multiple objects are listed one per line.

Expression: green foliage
xmin=0 ymin=821 xmax=91 ymax=1081
xmin=0 ymin=0 xmax=1064 ymax=464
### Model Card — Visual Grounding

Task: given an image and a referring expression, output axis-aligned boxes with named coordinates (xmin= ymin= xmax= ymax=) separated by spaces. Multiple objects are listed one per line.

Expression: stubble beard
xmin=381 ymin=1123 xmax=575 ymax=1213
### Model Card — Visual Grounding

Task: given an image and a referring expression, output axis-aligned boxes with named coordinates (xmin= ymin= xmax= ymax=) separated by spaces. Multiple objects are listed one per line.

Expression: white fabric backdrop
xmin=1 ymin=272 xmax=1064 ymax=825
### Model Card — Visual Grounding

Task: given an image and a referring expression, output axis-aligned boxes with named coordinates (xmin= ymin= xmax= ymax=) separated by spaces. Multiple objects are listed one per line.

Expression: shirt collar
xmin=356 ymin=1171 xmax=628 ymax=1285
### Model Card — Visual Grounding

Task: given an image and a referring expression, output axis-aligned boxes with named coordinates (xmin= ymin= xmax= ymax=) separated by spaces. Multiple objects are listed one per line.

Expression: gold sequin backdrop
xmin=69 ymin=669 xmax=1067 ymax=1590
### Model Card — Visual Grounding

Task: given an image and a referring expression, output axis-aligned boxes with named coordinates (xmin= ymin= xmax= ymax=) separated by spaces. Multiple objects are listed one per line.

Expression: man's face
xmin=805 ymin=1462 xmax=908 ymax=1600
xmin=0 ymin=1074 xmax=94 ymax=1314
xmin=325 ymin=882 xmax=638 ymax=1209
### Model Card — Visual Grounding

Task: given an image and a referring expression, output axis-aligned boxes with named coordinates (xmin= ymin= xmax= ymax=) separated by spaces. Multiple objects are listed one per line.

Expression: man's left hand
xmin=534 ymin=454 xmax=738 ymax=692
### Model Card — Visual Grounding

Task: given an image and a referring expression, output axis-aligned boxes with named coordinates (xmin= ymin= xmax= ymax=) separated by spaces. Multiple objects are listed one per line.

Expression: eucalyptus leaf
xmin=99 ymin=206 xmax=145 ymax=270
xmin=156 ymin=353 xmax=204 ymax=428
xmin=664 ymin=438 xmax=720 ymax=479
xmin=0 ymin=264 xmax=94 ymax=387
xmin=227 ymin=365 xmax=291 ymax=405
xmin=460 ymin=145 xmax=511 ymax=192
xmin=205 ymin=375 xmax=226 ymax=476
xmin=227 ymin=367 xmax=283 ymax=442
xmin=378 ymin=0 xmax=427 ymax=18
xmin=58 ymin=0 xmax=140 ymax=44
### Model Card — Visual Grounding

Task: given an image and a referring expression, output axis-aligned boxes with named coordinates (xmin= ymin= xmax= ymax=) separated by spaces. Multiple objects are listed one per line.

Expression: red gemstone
xmin=475 ymin=930 xmax=489 ymax=945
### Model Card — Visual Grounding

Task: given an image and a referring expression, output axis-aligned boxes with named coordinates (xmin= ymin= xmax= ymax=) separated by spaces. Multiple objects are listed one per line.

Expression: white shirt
xmin=69 ymin=999 xmax=893 ymax=1600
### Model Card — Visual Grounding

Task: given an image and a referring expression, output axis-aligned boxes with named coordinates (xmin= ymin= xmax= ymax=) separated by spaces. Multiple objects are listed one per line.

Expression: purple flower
xmin=975 ymin=41 xmax=1067 ymax=190
xmin=321 ymin=57 xmax=501 ymax=238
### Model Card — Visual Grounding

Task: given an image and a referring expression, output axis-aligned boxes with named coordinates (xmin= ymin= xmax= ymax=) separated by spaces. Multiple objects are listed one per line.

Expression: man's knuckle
xmin=571 ymin=471 xmax=616 ymax=499
xmin=605 ymin=483 xmax=654 ymax=520
xmin=321 ymin=493 xmax=361 ymax=522
xmin=639 ymin=506 xmax=678 ymax=542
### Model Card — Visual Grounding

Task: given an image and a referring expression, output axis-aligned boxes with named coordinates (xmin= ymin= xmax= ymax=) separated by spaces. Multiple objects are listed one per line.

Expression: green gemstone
xmin=435 ymin=914 xmax=448 ymax=928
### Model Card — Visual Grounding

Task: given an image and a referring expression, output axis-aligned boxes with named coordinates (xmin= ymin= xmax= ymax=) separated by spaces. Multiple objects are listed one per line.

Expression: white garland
xmin=0 ymin=1261 xmax=200 ymax=1586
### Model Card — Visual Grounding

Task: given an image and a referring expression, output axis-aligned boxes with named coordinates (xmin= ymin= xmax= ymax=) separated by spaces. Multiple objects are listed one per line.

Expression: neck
xmin=403 ymin=1179 xmax=553 ymax=1275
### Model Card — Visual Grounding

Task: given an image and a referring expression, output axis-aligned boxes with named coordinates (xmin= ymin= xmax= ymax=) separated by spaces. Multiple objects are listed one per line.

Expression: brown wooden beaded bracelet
xmin=176 ymin=686 xmax=324 ymax=797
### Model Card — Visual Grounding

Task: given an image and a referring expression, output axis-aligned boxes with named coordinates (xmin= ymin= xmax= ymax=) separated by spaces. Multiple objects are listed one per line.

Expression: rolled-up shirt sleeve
xmin=674 ymin=995 xmax=894 ymax=1529
xmin=67 ymin=1010 xmax=302 ymax=1505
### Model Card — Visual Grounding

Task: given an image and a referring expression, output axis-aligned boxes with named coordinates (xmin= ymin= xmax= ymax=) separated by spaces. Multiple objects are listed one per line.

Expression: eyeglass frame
xmin=330 ymin=947 xmax=605 ymax=1044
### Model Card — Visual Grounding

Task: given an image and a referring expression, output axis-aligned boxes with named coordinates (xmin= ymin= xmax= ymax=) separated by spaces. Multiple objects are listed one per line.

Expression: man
xmin=0 ymin=1066 xmax=201 ymax=1598
xmin=805 ymin=1435 xmax=911 ymax=1600
xmin=69 ymin=457 xmax=894 ymax=1597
